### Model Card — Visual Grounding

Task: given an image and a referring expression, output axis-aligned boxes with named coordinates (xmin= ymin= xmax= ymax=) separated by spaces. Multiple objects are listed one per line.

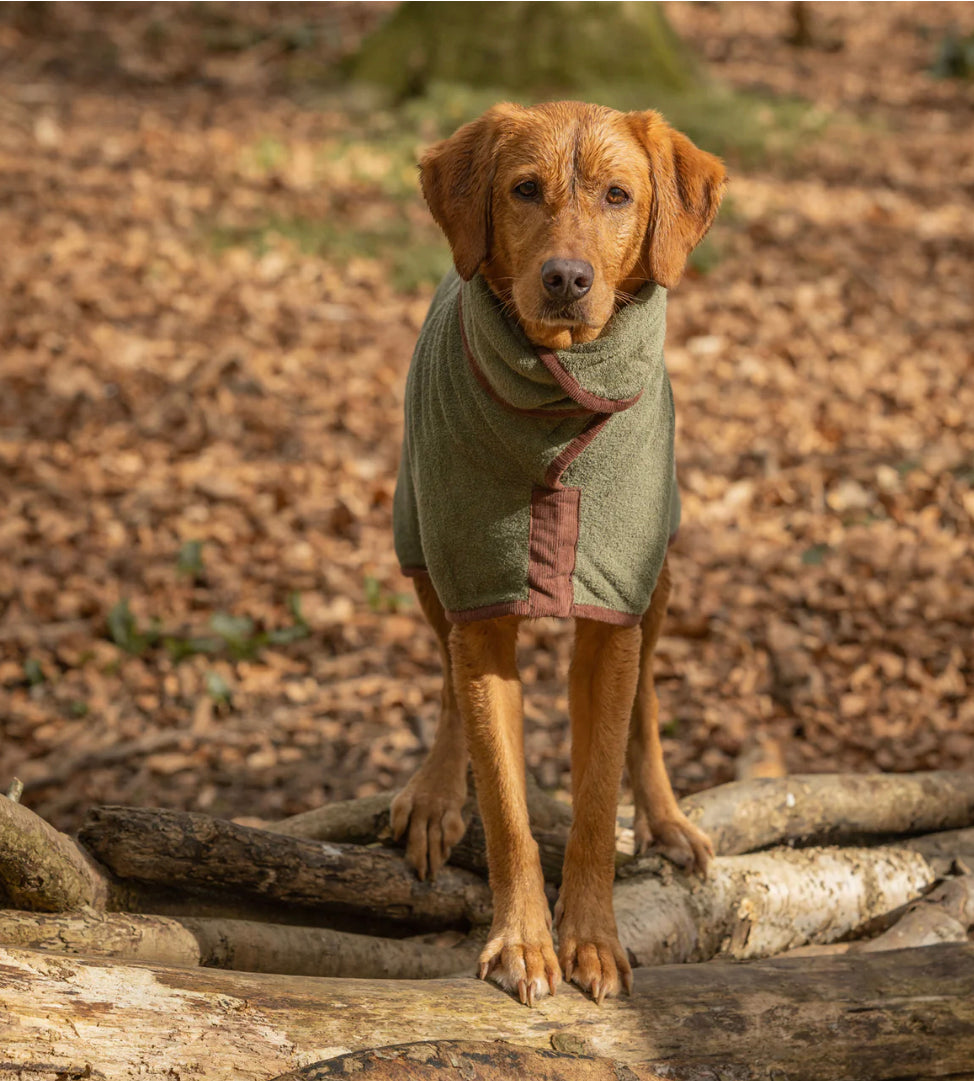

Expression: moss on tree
xmin=346 ymin=2 xmax=705 ymax=101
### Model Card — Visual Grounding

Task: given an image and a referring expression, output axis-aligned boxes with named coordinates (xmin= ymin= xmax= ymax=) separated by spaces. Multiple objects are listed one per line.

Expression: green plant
xmin=364 ymin=576 xmax=413 ymax=614
xmin=106 ymin=594 xmax=309 ymax=662
xmin=177 ymin=539 xmax=206 ymax=579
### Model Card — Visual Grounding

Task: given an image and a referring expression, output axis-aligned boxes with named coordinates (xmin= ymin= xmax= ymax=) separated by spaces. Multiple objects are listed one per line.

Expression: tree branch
xmin=677 ymin=771 xmax=974 ymax=857
xmin=79 ymin=805 xmax=492 ymax=929
xmin=0 ymin=793 xmax=106 ymax=911
xmin=0 ymin=909 xmax=479 ymax=979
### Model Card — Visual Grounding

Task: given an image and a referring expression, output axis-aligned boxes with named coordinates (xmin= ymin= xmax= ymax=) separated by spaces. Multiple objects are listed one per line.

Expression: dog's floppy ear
xmin=628 ymin=110 xmax=726 ymax=289
xmin=420 ymin=104 xmax=519 ymax=281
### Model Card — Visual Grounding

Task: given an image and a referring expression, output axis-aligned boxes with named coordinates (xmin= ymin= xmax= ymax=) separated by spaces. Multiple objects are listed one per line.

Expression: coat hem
xmin=399 ymin=568 xmax=642 ymax=627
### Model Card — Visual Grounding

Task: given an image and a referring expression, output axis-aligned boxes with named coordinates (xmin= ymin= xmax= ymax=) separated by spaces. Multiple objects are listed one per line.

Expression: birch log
xmin=850 ymin=875 xmax=974 ymax=954
xmin=270 ymin=772 xmax=974 ymax=878
xmin=0 ymin=943 xmax=971 ymax=1080
xmin=677 ymin=770 xmax=974 ymax=857
xmin=615 ymin=844 xmax=938 ymax=965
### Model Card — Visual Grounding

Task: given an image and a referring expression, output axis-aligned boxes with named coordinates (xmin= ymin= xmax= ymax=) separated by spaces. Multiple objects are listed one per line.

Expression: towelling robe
xmin=394 ymin=270 xmax=680 ymax=626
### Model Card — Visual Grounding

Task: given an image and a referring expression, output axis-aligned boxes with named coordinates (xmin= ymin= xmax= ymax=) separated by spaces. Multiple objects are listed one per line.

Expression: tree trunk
xmin=345 ymin=2 xmax=704 ymax=101
xmin=1 ymin=942 xmax=972 ymax=1080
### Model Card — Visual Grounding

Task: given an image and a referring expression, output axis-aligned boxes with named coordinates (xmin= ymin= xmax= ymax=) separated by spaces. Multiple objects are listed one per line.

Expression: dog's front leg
xmin=450 ymin=616 xmax=560 ymax=1006
xmin=556 ymin=619 xmax=642 ymax=1003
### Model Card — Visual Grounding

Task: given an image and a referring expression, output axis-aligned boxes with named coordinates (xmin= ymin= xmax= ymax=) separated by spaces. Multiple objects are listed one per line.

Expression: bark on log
xmin=77 ymin=809 xmax=940 ymax=964
xmin=676 ymin=770 xmax=974 ymax=857
xmin=270 ymin=1042 xmax=665 ymax=1081
xmin=0 ymin=793 xmax=105 ymax=911
xmin=850 ymin=875 xmax=974 ymax=954
xmin=0 ymin=942 xmax=972 ymax=1080
xmin=615 ymin=844 xmax=937 ymax=964
xmin=0 ymin=908 xmax=479 ymax=979
xmin=271 ymin=773 xmax=974 ymax=881
xmin=900 ymin=826 xmax=974 ymax=870
xmin=78 ymin=805 xmax=492 ymax=929
xmin=271 ymin=792 xmax=395 ymax=844
xmin=0 ymin=908 xmax=200 ymax=966
xmin=271 ymin=778 xmax=573 ymax=882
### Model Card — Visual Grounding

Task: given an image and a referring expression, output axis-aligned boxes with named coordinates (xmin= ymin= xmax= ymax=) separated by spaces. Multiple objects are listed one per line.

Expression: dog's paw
xmin=390 ymin=780 xmax=467 ymax=882
xmin=477 ymin=932 xmax=561 ymax=1007
xmin=557 ymin=930 xmax=632 ymax=1005
xmin=633 ymin=809 xmax=713 ymax=875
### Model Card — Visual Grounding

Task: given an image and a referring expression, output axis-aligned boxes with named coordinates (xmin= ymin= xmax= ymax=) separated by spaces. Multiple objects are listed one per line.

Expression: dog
xmin=390 ymin=101 xmax=725 ymax=1005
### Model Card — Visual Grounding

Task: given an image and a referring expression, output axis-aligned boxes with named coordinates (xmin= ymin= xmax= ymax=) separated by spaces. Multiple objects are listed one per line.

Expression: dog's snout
xmin=541 ymin=258 xmax=594 ymax=301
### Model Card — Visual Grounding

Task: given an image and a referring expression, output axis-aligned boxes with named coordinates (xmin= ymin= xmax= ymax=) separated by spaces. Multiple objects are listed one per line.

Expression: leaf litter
xmin=0 ymin=2 xmax=971 ymax=832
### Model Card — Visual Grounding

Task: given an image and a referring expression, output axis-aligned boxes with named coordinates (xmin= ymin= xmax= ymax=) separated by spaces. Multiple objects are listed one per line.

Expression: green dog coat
xmin=394 ymin=270 xmax=680 ymax=626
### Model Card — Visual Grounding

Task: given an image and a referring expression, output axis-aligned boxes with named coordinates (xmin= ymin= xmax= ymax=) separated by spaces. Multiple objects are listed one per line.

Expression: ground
xmin=0 ymin=2 xmax=971 ymax=833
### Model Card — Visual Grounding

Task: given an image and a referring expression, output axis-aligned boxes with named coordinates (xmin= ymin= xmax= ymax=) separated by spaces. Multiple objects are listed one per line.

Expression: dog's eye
xmin=606 ymin=186 xmax=631 ymax=206
xmin=513 ymin=180 xmax=539 ymax=200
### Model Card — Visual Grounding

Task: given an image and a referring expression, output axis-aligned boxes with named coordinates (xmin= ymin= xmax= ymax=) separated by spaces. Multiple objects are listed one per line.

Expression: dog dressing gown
xmin=393 ymin=270 xmax=680 ymax=625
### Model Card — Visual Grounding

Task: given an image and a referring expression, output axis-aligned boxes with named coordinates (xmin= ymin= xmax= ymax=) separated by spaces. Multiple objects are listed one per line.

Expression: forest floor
xmin=1 ymin=2 xmax=971 ymax=833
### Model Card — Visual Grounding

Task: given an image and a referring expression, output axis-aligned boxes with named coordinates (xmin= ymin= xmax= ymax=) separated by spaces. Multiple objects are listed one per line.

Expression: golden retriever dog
xmin=391 ymin=101 xmax=725 ymax=1005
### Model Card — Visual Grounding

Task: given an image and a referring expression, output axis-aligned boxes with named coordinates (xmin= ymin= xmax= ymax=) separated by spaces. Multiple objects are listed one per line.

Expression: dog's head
xmin=420 ymin=101 xmax=726 ymax=350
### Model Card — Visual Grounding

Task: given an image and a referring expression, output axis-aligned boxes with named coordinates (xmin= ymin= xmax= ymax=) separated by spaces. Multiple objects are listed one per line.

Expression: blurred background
xmin=0 ymin=2 xmax=971 ymax=832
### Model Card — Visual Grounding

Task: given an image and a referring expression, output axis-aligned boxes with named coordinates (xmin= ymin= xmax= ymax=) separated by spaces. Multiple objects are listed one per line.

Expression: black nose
xmin=541 ymin=258 xmax=594 ymax=301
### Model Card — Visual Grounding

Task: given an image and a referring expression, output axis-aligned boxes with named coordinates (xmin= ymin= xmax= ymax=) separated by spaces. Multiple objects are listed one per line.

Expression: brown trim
xmin=447 ymin=600 xmax=642 ymax=626
xmin=534 ymin=346 xmax=642 ymax=414
xmin=404 ymin=565 xmax=639 ymax=626
xmin=447 ymin=599 xmax=536 ymax=623
xmin=544 ymin=414 xmax=611 ymax=489
xmin=459 ymin=295 xmax=590 ymax=419
xmin=525 ymin=486 xmax=580 ymax=617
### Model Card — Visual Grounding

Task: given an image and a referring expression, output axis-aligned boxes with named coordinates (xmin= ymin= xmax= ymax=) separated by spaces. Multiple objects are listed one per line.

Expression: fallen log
xmin=77 ymin=806 xmax=942 ymax=963
xmin=900 ymin=826 xmax=974 ymax=871
xmin=79 ymin=805 xmax=492 ymax=929
xmin=271 ymin=772 xmax=974 ymax=879
xmin=0 ymin=942 xmax=971 ymax=1080
xmin=615 ymin=844 xmax=937 ymax=964
xmin=676 ymin=770 xmax=974 ymax=857
xmin=0 ymin=908 xmax=479 ymax=979
xmin=850 ymin=874 xmax=974 ymax=954
xmin=0 ymin=794 xmax=105 ymax=911
xmin=270 ymin=1042 xmax=665 ymax=1081
xmin=270 ymin=779 xmax=572 ymax=882
xmin=270 ymin=776 xmax=572 ymax=843
xmin=270 ymin=792 xmax=396 ymax=845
